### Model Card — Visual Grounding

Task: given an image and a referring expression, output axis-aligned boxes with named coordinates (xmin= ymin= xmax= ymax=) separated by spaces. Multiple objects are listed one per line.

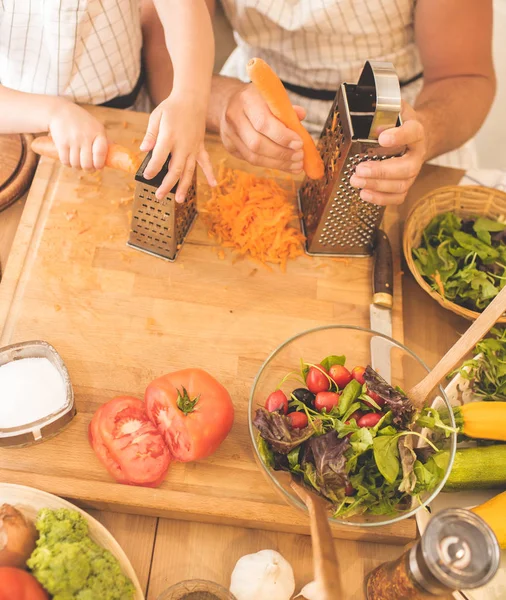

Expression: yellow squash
xmin=456 ymin=401 xmax=506 ymax=441
xmin=472 ymin=490 xmax=506 ymax=549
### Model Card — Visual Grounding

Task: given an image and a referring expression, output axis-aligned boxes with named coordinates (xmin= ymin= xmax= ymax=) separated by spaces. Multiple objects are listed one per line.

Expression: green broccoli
xmin=27 ymin=509 xmax=135 ymax=600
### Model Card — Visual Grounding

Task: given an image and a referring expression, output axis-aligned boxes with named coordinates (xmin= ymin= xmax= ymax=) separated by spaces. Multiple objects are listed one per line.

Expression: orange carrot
xmin=203 ymin=166 xmax=305 ymax=269
xmin=31 ymin=136 xmax=141 ymax=174
xmin=247 ymin=58 xmax=324 ymax=180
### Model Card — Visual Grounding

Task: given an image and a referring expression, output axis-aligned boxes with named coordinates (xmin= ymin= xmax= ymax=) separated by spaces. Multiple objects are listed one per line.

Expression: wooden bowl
xmin=403 ymin=185 xmax=506 ymax=323
xmin=0 ymin=483 xmax=144 ymax=599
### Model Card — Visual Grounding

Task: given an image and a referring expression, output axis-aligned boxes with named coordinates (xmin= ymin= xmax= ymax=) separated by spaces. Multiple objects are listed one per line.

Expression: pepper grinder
xmin=366 ymin=508 xmax=500 ymax=599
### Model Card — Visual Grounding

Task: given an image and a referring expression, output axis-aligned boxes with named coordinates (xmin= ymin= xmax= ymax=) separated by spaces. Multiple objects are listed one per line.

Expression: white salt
xmin=0 ymin=357 xmax=67 ymax=428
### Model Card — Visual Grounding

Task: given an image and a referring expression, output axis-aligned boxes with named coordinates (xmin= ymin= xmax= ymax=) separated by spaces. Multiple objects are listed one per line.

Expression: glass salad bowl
xmin=248 ymin=325 xmax=457 ymax=527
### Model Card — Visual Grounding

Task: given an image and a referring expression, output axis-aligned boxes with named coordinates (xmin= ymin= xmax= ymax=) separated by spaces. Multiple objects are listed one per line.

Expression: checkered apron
xmin=220 ymin=0 xmax=477 ymax=168
xmin=0 ymin=0 xmax=145 ymax=109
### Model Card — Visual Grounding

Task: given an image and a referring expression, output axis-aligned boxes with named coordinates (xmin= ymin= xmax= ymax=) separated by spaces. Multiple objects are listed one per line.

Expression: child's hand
xmin=140 ymin=92 xmax=216 ymax=202
xmin=48 ymin=99 xmax=108 ymax=171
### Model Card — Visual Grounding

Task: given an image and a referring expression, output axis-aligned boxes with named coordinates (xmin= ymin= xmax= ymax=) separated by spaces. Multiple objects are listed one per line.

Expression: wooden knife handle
xmin=373 ymin=230 xmax=393 ymax=308
xmin=31 ymin=136 xmax=141 ymax=174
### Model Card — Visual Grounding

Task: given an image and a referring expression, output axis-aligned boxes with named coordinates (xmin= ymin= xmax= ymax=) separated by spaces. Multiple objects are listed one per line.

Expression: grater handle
xmin=357 ymin=61 xmax=402 ymax=140
xmin=135 ymin=151 xmax=177 ymax=193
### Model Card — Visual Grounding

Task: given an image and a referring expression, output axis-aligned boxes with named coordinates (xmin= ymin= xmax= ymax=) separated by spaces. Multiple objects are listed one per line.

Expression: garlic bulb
xmin=229 ymin=549 xmax=295 ymax=600
xmin=296 ymin=581 xmax=324 ymax=600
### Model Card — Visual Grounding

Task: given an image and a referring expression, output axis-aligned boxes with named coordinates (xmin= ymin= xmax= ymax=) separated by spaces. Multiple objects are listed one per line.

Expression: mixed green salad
xmin=452 ymin=327 xmax=506 ymax=402
xmin=413 ymin=212 xmax=506 ymax=312
xmin=253 ymin=356 xmax=456 ymax=518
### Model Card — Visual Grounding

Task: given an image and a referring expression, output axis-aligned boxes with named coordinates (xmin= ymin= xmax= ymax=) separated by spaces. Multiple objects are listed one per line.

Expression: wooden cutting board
xmin=0 ymin=106 xmax=414 ymax=544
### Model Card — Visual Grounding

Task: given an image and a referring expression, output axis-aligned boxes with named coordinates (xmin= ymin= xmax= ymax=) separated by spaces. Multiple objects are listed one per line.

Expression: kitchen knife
xmin=370 ymin=230 xmax=393 ymax=382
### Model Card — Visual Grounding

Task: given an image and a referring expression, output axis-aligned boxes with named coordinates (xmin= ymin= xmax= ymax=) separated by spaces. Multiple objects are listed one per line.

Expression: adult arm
xmin=350 ymin=0 xmax=495 ymax=205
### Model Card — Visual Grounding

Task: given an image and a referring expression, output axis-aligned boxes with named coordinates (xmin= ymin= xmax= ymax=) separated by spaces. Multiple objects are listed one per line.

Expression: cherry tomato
xmin=0 ymin=567 xmax=49 ymax=600
xmin=265 ymin=390 xmax=289 ymax=414
xmin=344 ymin=484 xmax=356 ymax=497
xmin=306 ymin=365 xmax=330 ymax=394
xmin=351 ymin=366 xmax=366 ymax=386
xmin=363 ymin=389 xmax=386 ymax=409
xmin=287 ymin=411 xmax=309 ymax=429
xmin=328 ymin=365 xmax=352 ymax=389
xmin=314 ymin=391 xmax=340 ymax=412
xmin=89 ymin=396 xmax=171 ymax=487
xmin=145 ymin=369 xmax=234 ymax=463
xmin=357 ymin=412 xmax=383 ymax=428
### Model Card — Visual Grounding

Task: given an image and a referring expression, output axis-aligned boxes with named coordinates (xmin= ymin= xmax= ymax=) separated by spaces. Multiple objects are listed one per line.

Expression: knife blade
xmin=370 ymin=230 xmax=393 ymax=382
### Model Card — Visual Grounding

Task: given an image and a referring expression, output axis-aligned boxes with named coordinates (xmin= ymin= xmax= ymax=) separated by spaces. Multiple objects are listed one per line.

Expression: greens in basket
xmin=412 ymin=212 xmax=506 ymax=312
xmin=451 ymin=327 xmax=506 ymax=401
xmin=253 ymin=358 xmax=456 ymax=518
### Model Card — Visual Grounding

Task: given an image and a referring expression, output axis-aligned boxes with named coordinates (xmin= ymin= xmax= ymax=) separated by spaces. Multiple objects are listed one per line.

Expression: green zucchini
xmin=437 ymin=445 xmax=506 ymax=491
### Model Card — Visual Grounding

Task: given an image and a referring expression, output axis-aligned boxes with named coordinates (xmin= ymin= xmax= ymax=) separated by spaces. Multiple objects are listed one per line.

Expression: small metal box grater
xmin=299 ymin=61 xmax=403 ymax=257
xmin=127 ymin=151 xmax=197 ymax=261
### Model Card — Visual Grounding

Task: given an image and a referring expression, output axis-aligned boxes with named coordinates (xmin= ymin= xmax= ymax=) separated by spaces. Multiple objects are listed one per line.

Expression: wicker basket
xmin=403 ymin=185 xmax=506 ymax=323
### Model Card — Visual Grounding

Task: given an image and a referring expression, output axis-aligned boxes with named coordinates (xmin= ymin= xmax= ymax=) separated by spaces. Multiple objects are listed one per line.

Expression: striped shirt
xmin=0 ymin=0 xmax=143 ymax=107
xmin=220 ymin=0 xmax=477 ymax=169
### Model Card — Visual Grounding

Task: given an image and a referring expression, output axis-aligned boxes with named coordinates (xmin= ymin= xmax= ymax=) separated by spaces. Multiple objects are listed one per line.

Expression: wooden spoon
xmin=290 ymin=478 xmax=342 ymax=599
xmin=408 ymin=284 xmax=506 ymax=409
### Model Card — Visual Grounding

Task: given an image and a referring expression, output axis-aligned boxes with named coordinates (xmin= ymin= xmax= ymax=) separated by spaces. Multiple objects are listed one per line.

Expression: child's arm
xmin=140 ymin=0 xmax=216 ymax=202
xmin=0 ymin=85 xmax=108 ymax=170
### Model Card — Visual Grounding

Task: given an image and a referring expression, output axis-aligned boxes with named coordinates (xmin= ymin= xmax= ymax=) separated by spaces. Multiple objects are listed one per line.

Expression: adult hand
xmin=350 ymin=102 xmax=427 ymax=205
xmin=216 ymin=79 xmax=306 ymax=173
xmin=48 ymin=99 xmax=108 ymax=171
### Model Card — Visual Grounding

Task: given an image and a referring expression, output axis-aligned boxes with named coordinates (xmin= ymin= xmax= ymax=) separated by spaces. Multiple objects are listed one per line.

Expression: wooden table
xmin=0 ymin=163 xmax=465 ymax=599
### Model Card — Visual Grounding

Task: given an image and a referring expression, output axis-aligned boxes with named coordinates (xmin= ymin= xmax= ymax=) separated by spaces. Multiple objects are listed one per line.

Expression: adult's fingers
xmin=378 ymin=119 xmax=424 ymax=150
xmin=225 ymin=128 xmax=303 ymax=172
xmin=354 ymin=153 xmax=421 ymax=181
xmin=350 ymin=174 xmax=414 ymax=194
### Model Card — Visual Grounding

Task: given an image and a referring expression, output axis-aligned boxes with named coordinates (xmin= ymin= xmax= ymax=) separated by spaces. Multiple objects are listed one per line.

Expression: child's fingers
xmin=156 ymin=152 xmax=185 ymax=199
xmin=140 ymin=111 xmax=161 ymax=153
xmin=56 ymin=143 xmax=71 ymax=167
xmin=175 ymin=156 xmax=196 ymax=203
xmin=69 ymin=144 xmax=81 ymax=169
xmin=197 ymin=146 xmax=217 ymax=187
xmin=80 ymin=142 xmax=95 ymax=172
xmin=92 ymin=135 xmax=108 ymax=170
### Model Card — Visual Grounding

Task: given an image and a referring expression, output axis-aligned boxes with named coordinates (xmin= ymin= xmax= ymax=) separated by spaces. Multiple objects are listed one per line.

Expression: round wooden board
xmin=0 ymin=483 xmax=144 ymax=600
xmin=0 ymin=133 xmax=38 ymax=213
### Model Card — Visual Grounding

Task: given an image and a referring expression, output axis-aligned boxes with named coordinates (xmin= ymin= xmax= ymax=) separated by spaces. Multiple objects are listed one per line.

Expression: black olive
xmin=291 ymin=388 xmax=316 ymax=408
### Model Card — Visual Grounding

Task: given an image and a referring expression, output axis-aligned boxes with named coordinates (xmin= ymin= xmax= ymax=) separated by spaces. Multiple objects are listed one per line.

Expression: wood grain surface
xmin=0 ymin=105 xmax=412 ymax=544
xmin=0 ymin=107 xmax=464 ymax=599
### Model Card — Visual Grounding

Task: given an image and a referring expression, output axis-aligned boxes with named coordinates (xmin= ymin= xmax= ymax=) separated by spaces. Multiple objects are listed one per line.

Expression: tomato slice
xmin=89 ymin=396 xmax=171 ymax=487
xmin=145 ymin=369 xmax=234 ymax=462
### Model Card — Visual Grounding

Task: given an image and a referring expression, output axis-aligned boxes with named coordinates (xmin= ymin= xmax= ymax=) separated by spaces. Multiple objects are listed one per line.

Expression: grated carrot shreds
xmin=203 ymin=166 xmax=305 ymax=268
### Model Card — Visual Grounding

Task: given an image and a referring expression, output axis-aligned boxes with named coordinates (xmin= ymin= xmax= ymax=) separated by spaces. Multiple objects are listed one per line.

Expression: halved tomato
xmin=89 ymin=396 xmax=171 ymax=487
xmin=145 ymin=369 xmax=234 ymax=462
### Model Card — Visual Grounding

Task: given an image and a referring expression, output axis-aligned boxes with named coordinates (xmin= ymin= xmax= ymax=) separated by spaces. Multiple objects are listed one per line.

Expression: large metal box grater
xmin=298 ymin=61 xmax=403 ymax=257
xmin=128 ymin=151 xmax=197 ymax=261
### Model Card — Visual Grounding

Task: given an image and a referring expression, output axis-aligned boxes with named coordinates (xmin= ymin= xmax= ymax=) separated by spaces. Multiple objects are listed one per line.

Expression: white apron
xmin=0 ymin=0 xmax=144 ymax=108
xmin=220 ymin=0 xmax=477 ymax=169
